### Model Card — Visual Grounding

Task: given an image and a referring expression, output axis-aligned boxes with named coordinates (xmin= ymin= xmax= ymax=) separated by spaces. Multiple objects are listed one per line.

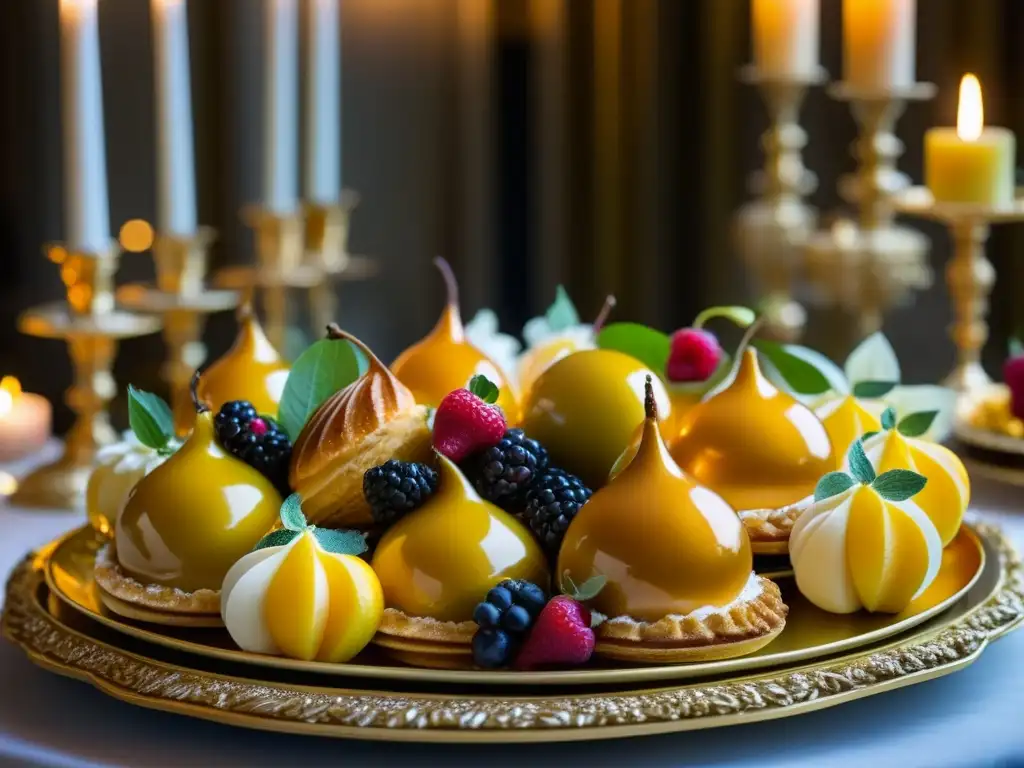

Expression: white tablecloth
xmin=1 ymin=446 xmax=1022 ymax=768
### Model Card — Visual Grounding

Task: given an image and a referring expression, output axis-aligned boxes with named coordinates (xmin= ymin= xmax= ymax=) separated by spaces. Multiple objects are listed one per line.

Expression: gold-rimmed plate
xmin=45 ymin=523 xmax=985 ymax=687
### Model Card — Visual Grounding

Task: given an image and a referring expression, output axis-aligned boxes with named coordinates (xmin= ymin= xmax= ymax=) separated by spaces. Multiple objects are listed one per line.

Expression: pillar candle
xmin=0 ymin=378 xmax=52 ymax=463
xmin=751 ymin=0 xmax=820 ymax=79
xmin=842 ymin=0 xmax=916 ymax=92
xmin=925 ymin=75 xmax=1016 ymax=207
xmin=264 ymin=0 xmax=300 ymax=213
xmin=60 ymin=0 xmax=111 ymax=253
xmin=304 ymin=0 xmax=341 ymax=204
xmin=152 ymin=0 xmax=198 ymax=236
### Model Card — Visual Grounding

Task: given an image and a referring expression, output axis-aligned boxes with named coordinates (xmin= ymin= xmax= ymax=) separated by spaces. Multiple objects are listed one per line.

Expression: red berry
xmin=433 ymin=388 xmax=507 ymax=463
xmin=666 ymin=328 xmax=723 ymax=383
xmin=1005 ymin=356 xmax=1024 ymax=420
xmin=248 ymin=417 xmax=269 ymax=436
xmin=513 ymin=596 xmax=595 ymax=670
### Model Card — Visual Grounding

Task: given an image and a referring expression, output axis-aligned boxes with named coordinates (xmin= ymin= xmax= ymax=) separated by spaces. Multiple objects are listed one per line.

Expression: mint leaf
xmin=127 ymin=385 xmax=175 ymax=451
xmin=847 ymin=439 xmax=876 ymax=484
xmin=860 ymin=430 xmax=880 ymax=442
xmin=280 ymin=493 xmax=306 ymax=531
xmin=596 ymin=323 xmax=671 ymax=375
xmin=852 ymin=380 xmax=898 ymax=399
xmin=1010 ymin=337 xmax=1024 ymax=358
xmin=468 ymin=374 xmax=499 ymax=404
xmin=814 ymin=471 xmax=857 ymax=502
xmin=278 ymin=336 xmax=362 ymax=440
xmin=313 ymin=527 xmax=368 ymax=556
xmin=897 ymin=410 xmax=939 ymax=438
xmin=572 ymin=575 xmax=607 ymax=602
xmin=692 ymin=305 xmax=756 ymax=330
xmin=545 ymin=285 xmax=580 ymax=333
xmin=254 ymin=529 xmax=300 ymax=551
xmin=752 ymin=340 xmax=832 ymax=396
xmin=880 ymin=406 xmax=897 ymax=431
xmin=871 ymin=469 xmax=928 ymax=502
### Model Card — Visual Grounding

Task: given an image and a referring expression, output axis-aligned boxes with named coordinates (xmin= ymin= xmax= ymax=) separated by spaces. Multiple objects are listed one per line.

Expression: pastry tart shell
xmin=594 ymin=576 xmax=788 ymax=663
xmin=740 ymin=500 xmax=809 ymax=554
xmin=93 ymin=543 xmax=221 ymax=617
xmin=372 ymin=609 xmax=475 ymax=669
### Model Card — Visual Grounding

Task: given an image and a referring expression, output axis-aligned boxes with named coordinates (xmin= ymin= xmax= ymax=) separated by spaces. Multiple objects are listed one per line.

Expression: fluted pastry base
xmin=373 ymin=609 xmax=475 ymax=669
xmin=740 ymin=497 xmax=814 ymax=554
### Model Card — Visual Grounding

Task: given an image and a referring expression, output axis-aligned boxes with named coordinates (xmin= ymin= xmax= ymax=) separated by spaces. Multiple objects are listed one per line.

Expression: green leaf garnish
xmin=870 ymin=469 xmax=928 ymax=502
xmin=277 ymin=336 xmax=362 ymax=440
xmin=752 ymin=340 xmax=832 ymax=396
xmin=1010 ymin=337 xmax=1024 ymax=358
xmin=254 ymin=529 xmax=300 ymax=551
xmin=545 ymin=285 xmax=580 ymax=333
xmin=880 ymin=406 xmax=897 ymax=431
xmin=127 ymin=386 xmax=176 ymax=451
xmin=847 ymin=439 xmax=876 ymax=484
xmin=692 ymin=305 xmax=756 ymax=330
xmin=860 ymin=430 xmax=880 ymax=442
xmin=468 ymin=374 xmax=499 ymax=404
xmin=814 ymin=471 xmax=857 ymax=502
xmin=561 ymin=572 xmax=607 ymax=602
xmin=312 ymin=528 xmax=368 ymax=556
xmin=596 ymin=323 xmax=671 ymax=375
xmin=897 ymin=410 xmax=939 ymax=438
xmin=280 ymin=493 xmax=306 ymax=531
xmin=852 ymin=380 xmax=898 ymax=399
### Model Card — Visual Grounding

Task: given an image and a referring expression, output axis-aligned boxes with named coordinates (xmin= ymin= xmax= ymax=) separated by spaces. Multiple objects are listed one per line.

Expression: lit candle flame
xmin=0 ymin=377 xmax=18 ymax=418
xmin=956 ymin=74 xmax=983 ymax=142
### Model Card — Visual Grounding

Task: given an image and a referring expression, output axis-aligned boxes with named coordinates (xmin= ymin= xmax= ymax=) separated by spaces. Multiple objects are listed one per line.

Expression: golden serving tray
xmin=38 ymin=522 xmax=986 ymax=687
xmin=3 ymin=520 xmax=1023 ymax=743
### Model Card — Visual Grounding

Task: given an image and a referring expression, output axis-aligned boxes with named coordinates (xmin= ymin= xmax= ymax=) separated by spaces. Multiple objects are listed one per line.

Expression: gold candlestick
xmin=733 ymin=66 xmax=827 ymax=343
xmin=11 ymin=245 xmax=161 ymax=510
xmin=896 ymin=187 xmax=1024 ymax=394
xmin=804 ymin=83 xmax=935 ymax=342
xmin=117 ymin=228 xmax=239 ymax=434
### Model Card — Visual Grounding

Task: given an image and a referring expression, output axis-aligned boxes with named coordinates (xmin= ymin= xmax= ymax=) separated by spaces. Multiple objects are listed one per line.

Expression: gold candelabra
xmin=117 ymin=228 xmax=239 ymax=434
xmin=896 ymin=188 xmax=1024 ymax=394
xmin=733 ymin=66 xmax=828 ymax=343
xmin=11 ymin=245 xmax=161 ymax=510
xmin=804 ymin=83 xmax=936 ymax=342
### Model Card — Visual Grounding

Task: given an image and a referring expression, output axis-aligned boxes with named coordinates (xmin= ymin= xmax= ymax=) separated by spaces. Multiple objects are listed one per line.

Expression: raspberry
xmin=666 ymin=328 xmax=723 ymax=383
xmin=432 ymin=380 xmax=507 ymax=463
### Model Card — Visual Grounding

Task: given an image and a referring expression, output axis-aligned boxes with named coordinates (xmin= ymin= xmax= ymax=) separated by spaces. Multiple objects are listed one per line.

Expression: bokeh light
xmin=119 ymin=219 xmax=155 ymax=253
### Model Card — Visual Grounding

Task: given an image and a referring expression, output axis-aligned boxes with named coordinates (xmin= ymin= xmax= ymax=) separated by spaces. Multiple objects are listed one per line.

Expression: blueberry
xmin=473 ymin=601 xmax=501 ymax=628
xmin=499 ymin=579 xmax=524 ymax=594
xmin=501 ymin=604 xmax=531 ymax=633
xmin=472 ymin=628 xmax=513 ymax=669
xmin=486 ymin=586 xmax=513 ymax=611
xmin=514 ymin=582 xmax=548 ymax=618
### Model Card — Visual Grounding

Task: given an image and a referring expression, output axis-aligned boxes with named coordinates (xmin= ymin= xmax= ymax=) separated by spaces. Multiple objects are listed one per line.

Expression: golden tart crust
xmin=93 ymin=543 xmax=221 ymax=615
xmin=373 ymin=609 xmax=476 ymax=669
xmin=739 ymin=496 xmax=811 ymax=545
xmin=594 ymin=576 xmax=788 ymax=663
xmin=374 ymin=608 xmax=476 ymax=644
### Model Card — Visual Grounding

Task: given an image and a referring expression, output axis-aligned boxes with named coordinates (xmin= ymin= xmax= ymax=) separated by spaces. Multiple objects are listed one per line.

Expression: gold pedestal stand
xmin=117 ymin=228 xmax=239 ymax=434
xmin=896 ymin=188 xmax=1024 ymax=394
xmin=10 ymin=246 xmax=161 ymax=510
xmin=805 ymin=83 xmax=935 ymax=343
xmin=733 ymin=66 xmax=827 ymax=343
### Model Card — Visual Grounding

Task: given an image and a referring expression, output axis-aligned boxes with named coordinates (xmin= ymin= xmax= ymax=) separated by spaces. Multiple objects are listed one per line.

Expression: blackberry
xmin=214 ymin=400 xmax=293 ymax=496
xmin=521 ymin=468 xmax=592 ymax=556
xmin=470 ymin=579 xmax=549 ymax=668
xmin=464 ymin=429 xmax=549 ymax=508
xmin=214 ymin=400 xmax=259 ymax=453
xmin=363 ymin=460 xmax=439 ymax=528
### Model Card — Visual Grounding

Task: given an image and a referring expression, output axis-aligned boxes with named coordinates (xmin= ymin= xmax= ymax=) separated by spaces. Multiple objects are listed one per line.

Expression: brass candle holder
xmin=117 ymin=228 xmax=239 ymax=434
xmin=896 ymin=187 xmax=1024 ymax=394
xmin=804 ymin=83 xmax=936 ymax=341
xmin=11 ymin=245 xmax=161 ymax=510
xmin=733 ymin=66 xmax=827 ymax=343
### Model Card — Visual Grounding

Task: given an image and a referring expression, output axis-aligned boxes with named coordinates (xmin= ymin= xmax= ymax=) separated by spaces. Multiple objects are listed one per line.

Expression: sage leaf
xmin=127 ymin=386 xmax=175 ymax=451
xmin=280 ymin=493 xmax=306 ymax=531
xmin=897 ymin=410 xmax=939 ymax=439
xmin=871 ymin=469 xmax=928 ymax=502
xmin=313 ymin=528 xmax=368 ymax=556
xmin=852 ymin=380 xmax=898 ymax=399
xmin=814 ymin=471 xmax=857 ymax=502
xmin=254 ymin=529 xmax=300 ymax=551
xmin=847 ymin=439 xmax=876 ymax=485
xmin=880 ymin=406 xmax=897 ymax=431
xmin=545 ymin=285 xmax=580 ymax=333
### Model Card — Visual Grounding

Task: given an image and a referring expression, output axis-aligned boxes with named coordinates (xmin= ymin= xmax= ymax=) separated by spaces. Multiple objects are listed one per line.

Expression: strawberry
xmin=432 ymin=375 xmax=507 ymax=463
xmin=1005 ymin=342 xmax=1024 ymax=420
xmin=666 ymin=328 xmax=723 ymax=383
xmin=513 ymin=575 xmax=606 ymax=670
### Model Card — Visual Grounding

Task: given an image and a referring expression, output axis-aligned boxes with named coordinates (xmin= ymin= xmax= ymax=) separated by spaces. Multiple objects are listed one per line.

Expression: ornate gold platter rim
xmin=3 ymin=520 xmax=1023 ymax=743
xmin=44 ymin=524 xmax=986 ymax=687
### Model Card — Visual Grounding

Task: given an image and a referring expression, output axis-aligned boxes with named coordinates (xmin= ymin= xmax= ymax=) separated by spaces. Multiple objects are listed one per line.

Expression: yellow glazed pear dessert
xmin=670 ymin=347 xmax=834 ymax=554
xmin=790 ymin=439 xmax=943 ymax=613
xmin=371 ymin=454 xmax=549 ymax=668
xmin=856 ymin=407 xmax=969 ymax=546
xmin=559 ymin=378 xmax=787 ymax=663
xmin=391 ymin=258 xmax=519 ymax=420
xmin=814 ymin=395 xmax=883 ymax=459
xmin=95 ymin=374 xmax=283 ymax=617
xmin=289 ymin=325 xmax=433 ymax=529
xmin=222 ymin=496 xmax=383 ymax=663
xmin=521 ymin=349 xmax=672 ymax=488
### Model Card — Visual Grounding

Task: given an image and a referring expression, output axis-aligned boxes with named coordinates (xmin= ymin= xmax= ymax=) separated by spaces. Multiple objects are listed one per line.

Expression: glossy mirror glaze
xmin=670 ymin=349 xmax=834 ymax=511
xmin=116 ymin=411 xmax=283 ymax=593
xmin=371 ymin=455 xmax=548 ymax=622
xmin=815 ymin=395 xmax=882 ymax=460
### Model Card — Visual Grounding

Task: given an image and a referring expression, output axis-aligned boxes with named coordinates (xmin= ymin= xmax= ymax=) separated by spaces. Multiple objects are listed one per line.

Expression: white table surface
xmin=1 ymin=446 xmax=1022 ymax=768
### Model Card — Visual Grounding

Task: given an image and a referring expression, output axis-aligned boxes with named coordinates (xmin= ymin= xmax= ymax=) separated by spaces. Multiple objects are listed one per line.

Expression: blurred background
xmin=1 ymin=0 xmax=1023 ymax=433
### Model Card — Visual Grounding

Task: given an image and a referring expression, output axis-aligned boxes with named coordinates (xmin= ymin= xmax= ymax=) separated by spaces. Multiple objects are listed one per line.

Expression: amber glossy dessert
xmin=559 ymin=377 xmax=786 ymax=663
xmin=670 ymin=348 xmax=834 ymax=553
xmin=391 ymin=257 xmax=519 ymax=421
xmin=289 ymin=325 xmax=433 ymax=528
xmin=371 ymin=454 xmax=549 ymax=668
